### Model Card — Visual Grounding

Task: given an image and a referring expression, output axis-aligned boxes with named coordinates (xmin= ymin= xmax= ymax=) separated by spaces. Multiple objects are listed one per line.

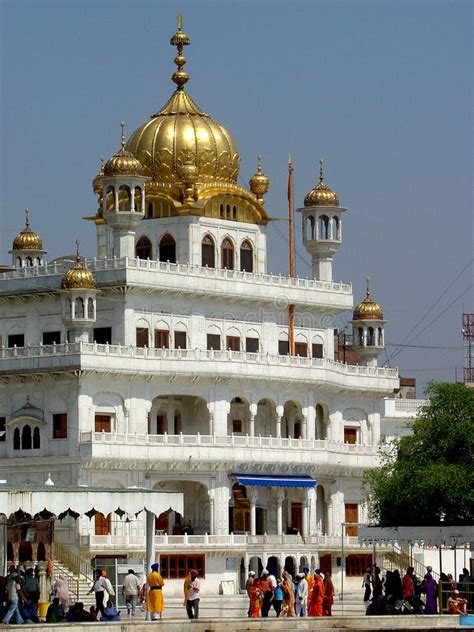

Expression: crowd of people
xmin=363 ymin=564 xmax=472 ymax=616
xmin=245 ymin=567 xmax=334 ymax=618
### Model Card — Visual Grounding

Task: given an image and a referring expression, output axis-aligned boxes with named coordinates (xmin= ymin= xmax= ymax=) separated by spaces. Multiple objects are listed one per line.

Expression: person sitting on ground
xmin=100 ymin=599 xmax=121 ymax=621
xmin=447 ymin=589 xmax=467 ymax=615
xmin=66 ymin=601 xmax=95 ymax=622
xmin=46 ymin=598 xmax=65 ymax=624
xmin=19 ymin=598 xmax=39 ymax=624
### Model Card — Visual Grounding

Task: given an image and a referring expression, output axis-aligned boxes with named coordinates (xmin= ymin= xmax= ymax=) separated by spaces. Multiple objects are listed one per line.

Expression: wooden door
xmin=95 ymin=513 xmax=111 ymax=535
xmin=95 ymin=415 xmax=111 ymax=432
xmin=344 ymin=428 xmax=357 ymax=444
xmin=291 ymin=502 xmax=303 ymax=534
xmin=320 ymin=554 xmax=332 ymax=576
xmin=345 ymin=503 xmax=358 ymax=536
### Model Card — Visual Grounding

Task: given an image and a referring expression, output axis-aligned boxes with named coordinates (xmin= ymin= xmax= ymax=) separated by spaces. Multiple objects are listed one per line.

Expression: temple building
xmin=0 ymin=18 xmax=423 ymax=597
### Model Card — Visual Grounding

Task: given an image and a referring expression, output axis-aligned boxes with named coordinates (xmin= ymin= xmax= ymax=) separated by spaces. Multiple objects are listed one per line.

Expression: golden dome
xmin=61 ymin=243 xmax=96 ymax=290
xmin=125 ymin=18 xmax=240 ymax=186
xmin=249 ymin=156 xmax=270 ymax=204
xmin=92 ymin=156 xmax=105 ymax=194
xmin=353 ymin=280 xmax=384 ymax=321
xmin=304 ymin=160 xmax=339 ymax=207
xmin=11 ymin=209 xmax=43 ymax=251
xmin=104 ymin=123 xmax=147 ymax=177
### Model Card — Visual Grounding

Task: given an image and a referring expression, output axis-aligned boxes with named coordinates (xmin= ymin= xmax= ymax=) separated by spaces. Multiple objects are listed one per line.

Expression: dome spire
xmin=25 ymin=207 xmax=30 ymax=229
xmin=366 ymin=276 xmax=371 ymax=297
xmin=120 ymin=121 xmax=125 ymax=150
xmin=319 ymin=159 xmax=324 ymax=183
xmin=170 ymin=14 xmax=190 ymax=90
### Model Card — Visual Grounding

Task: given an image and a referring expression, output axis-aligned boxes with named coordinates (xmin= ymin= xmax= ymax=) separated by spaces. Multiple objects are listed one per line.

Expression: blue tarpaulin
xmin=233 ymin=474 xmax=316 ymax=488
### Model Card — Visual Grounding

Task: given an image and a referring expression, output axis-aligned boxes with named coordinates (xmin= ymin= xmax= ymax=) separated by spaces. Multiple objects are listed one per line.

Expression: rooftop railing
xmin=0 ymin=341 xmax=399 ymax=378
xmin=0 ymin=256 xmax=352 ymax=295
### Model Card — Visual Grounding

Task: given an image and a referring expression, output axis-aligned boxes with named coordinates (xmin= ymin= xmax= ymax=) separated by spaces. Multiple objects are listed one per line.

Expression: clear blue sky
xmin=1 ymin=0 xmax=472 ymax=394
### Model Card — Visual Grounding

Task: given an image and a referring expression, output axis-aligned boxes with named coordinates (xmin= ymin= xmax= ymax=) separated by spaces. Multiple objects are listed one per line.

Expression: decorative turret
xmin=102 ymin=122 xmax=150 ymax=258
xmin=10 ymin=209 xmax=46 ymax=268
xmin=351 ymin=278 xmax=385 ymax=367
xmin=249 ymin=156 xmax=270 ymax=205
xmin=61 ymin=242 xmax=97 ymax=343
xmin=297 ymin=160 xmax=345 ymax=281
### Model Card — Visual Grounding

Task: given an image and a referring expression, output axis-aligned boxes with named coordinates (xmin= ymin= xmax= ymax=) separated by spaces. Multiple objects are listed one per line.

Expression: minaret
xmin=297 ymin=160 xmax=346 ymax=281
xmin=102 ymin=123 xmax=150 ymax=258
xmin=61 ymin=242 xmax=97 ymax=343
xmin=351 ymin=278 xmax=385 ymax=367
xmin=10 ymin=209 xmax=47 ymax=268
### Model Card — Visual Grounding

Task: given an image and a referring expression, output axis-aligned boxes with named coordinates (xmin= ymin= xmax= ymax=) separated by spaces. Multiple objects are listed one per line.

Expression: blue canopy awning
xmin=233 ymin=474 xmax=316 ymax=488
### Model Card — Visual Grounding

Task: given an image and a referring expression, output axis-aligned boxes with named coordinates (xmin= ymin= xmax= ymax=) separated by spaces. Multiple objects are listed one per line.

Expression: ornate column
xmin=307 ymin=487 xmax=317 ymax=536
xmin=304 ymin=405 xmax=316 ymax=440
xmin=276 ymin=405 xmax=284 ymax=438
xmin=249 ymin=403 xmax=257 ymax=437
xmin=209 ymin=400 xmax=229 ymax=436
xmin=276 ymin=489 xmax=285 ymax=536
xmin=207 ymin=490 xmax=215 ymax=535
xmin=249 ymin=488 xmax=258 ymax=536
xmin=329 ymin=410 xmax=343 ymax=443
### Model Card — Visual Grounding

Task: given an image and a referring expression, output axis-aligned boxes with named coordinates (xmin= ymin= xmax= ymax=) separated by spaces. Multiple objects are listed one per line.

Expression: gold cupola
xmin=249 ymin=156 xmax=270 ymax=204
xmin=11 ymin=209 xmax=43 ymax=251
xmin=125 ymin=16 xmax=240 ymax=186
xmin=104 ymin=123 xmax=146 ymax=177
xmin=92 ymin=156 xmax=105 ymax=195
xmin=61 ymin=243 xmax=96 ymax=290
xmin=304 ymin=160 xmax=340 ymax=207
xmin=353 ymin=279 xmax=384 ymax=321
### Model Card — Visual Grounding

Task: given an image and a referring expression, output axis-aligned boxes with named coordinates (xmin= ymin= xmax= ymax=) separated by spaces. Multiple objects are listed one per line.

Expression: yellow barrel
xmin=38 ymin=602 xmax=49 ymax=618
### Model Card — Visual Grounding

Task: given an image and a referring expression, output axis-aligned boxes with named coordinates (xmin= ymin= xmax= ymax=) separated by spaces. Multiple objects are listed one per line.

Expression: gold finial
xmin=257 ymin=155 xmax=262 ymax=173
xmin=25 ymin=208 xmax=30 ymax=228
xmin=75 ymin=239 xmax=81 ymax=261
xmin=100 ymin=155 xmax=104 ymax=172
xmin=366 ymin=276 xmax=371 ymax=297
xmin=319 ymin=159 xmax=324 ymax=183
xmin=170 ymin=15 xmax=190 ymax=90
xmin=120 ymin=122 xmax=125 ymax=150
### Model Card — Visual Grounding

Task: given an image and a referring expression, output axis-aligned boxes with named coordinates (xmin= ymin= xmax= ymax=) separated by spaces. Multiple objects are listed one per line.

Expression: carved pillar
xmin=249 ymin=403 xmax=257 ymax=438
xmin=276 ymin=489 xmax=285 ymax=536
xmin=276 ymin=405 xmax=284 ymax=438
xmin=249 ymin=488 xmax=258 ymax=536
xmin=304 ymin=405 xmax=316 ymax=440
xmin=307 ymin=487 xmax=317 ymax=536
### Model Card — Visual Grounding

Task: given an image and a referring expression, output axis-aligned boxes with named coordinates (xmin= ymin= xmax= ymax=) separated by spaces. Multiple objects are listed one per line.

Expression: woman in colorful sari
xmin=308 ymin=569 xmax=325 ymax=616
xmin=323 ymin=571 xmax=334 ymax=616
xmin=281 ymin=571 xmax=295 ymax=617
xmin=248 ymin=577 xmax=263 ymax=618
xmin=147 ymin=563 xmax=165 ymax=621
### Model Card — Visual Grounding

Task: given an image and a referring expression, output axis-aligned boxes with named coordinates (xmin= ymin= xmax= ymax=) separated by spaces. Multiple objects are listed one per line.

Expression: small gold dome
xmin=249 ymin=156 xmax=270 ymax=204
xmin=104 ymin=123 xmax=147 ymax=178
xmin=92 ymin=156 xmax=105 ymax=194
xmin=61 ymin=245 xmax=96 ymax=290
xmin=353 ymin=281 xmax=384 ymax=321
xmin=12 ymin=210 xmax=43 ymax=251
xmin=304 ymin=160 xmax=339 ymax=207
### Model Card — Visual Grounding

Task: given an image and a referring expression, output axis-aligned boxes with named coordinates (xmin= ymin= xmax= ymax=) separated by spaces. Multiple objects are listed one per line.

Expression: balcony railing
xmin=80 ymin=532 xmax=361 ymax=550
xmin=0 ymin=342 xmax=399 ymax=379
xmin=79 ymin=431 xmax=378 ymax=455
xmin=380 ymin=398 xmax=427 ymax=417
xmin=0 ymin=256 xmax=352 ymax=296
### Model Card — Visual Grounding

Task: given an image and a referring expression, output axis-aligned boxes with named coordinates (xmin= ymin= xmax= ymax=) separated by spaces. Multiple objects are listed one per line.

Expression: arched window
xmin=221 ymin=238 xmax=234 ymax=270
xmin=201 ymin=234 xmax=215 ymax=268
xmin=147 ymin=202 xmax=154 ymax=218
xmin=75 ymin=297 xmax=84 ymax=319
xmin=134 ymin=186 xmax=142 ymax=212
xmin=15 ymin=257 xmax=21 ymax=268
xmin=136 ymin=236 xmax=152 ymax=260
xmin=308 ymin=216 xmax=315 ymax=239
xmin=22 ymin=425 xmax=32 ymax=450
xmin=33 ymin=427 xmax=40 ymax=449
xmin=226 ymin=204 xmax=231 ymax=220
xmin=159 ymin=234 xmax=176 ymax=263
xmin=25 ymin=257 xmax=33 ymax=267
xmin=36 ymin=257 xmax=41 ymax=265
xmin=105 ymin=186 xmax=115 ymax=212
xmin=333 ymin=216 xmax=340 ymax=240
xmin=240 ymin=240 xmax=253 ymax=273
xmin=118 ymin=185 xmax=131 ymax=212
xmin=377 ymin=327 xmax=383 ymax=346
xmin=88 ymin=298 xmax=95 ymax=320
xmin=367 ymin=327 xmax=375 ymax=346
xmin=65 ymin=298 xmax=72 ymax=319
xmin=13 ymin=428 xmax=20 ymax=450
xmin=220 ymin=204 xmax=224 ymax=219
xmin=232 ymin=206 xmax=237 ymax=221
xmin=358 ymin=327 xmax=363 ymax=346
xmin=319 ymin=215 xmax=329 ymax=239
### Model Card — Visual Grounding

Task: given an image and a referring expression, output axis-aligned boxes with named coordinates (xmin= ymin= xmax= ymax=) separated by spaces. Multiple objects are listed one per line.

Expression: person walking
xmin=102 ymin=570 xmax=116 ymax=605
xmin=362 ymin=566 xmax=371 ymax=602
xmin=323 ymin=571 xmax=334 ymax=616
xmin=272 ymin=579 xmax=283 ymax=617
xmin=295 ymin=573 xmax=308 ymax=617
xmin=122 ymin=569 xmax=141 ymax=616
xmin=372 ymin=566 xmax=383 ymax=602
xmin=402 ymin=566 xmax=415 ymax=606
xmin=245 ymin=571 xmax=255 ymax=617
xmin=147 ymin=563 xmax=165 ymax=621
xmin=53 ymin=575 xmax=69 ymax=611
xmin=2 ymin=565 xmax=24 ymax=625
xmin=281 ymin=571 xmax=295 ymax=617
xmin=88 ymin=569 xmax=107 ymax=616
xmin=186 ymin=569 xmax=200 ymax=619
xmin=421 ymin=571 xmax=438 ymax=614
xmin=308 ymin=569 xmax=325 ymax=617
xmin=260 ymin=569 xmax=274 ymax=618
xmin=23 ymin=567 xmax=40 ymax=611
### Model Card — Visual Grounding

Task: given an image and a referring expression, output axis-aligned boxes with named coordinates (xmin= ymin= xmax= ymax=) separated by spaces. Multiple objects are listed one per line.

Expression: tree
xmin=365 ymin=382 xmax=474 ymax=526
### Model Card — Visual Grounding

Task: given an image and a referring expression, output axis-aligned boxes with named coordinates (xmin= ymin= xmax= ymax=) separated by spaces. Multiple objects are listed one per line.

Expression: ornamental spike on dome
xmin=170 ymin=14 xmax=190 ymax=90
xmin=304 ymin=158 xmax=340 ymax=208
xmin=11 ymin=208 xmax=44 ymax=251
xmin=249 ymin=155 xmax=270 ymax=204
xmin=103 ymin=121 xmax=146 ymax=177
xmin=61 ymin=241 xmax=96 ymax=290
xmin=92 ymin=156 xmax=105 ymax=194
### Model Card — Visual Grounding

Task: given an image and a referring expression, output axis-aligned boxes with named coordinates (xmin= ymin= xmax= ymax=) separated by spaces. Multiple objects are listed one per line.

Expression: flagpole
xmin=288 ymin=153 xmax=295 ymax=356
